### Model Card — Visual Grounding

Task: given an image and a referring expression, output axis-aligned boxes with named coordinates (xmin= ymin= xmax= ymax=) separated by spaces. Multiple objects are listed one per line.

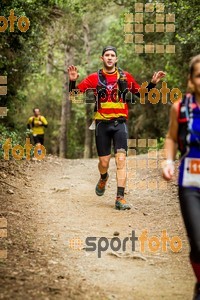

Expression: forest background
xmin=0 ymin=0 xmax=199 ymax=158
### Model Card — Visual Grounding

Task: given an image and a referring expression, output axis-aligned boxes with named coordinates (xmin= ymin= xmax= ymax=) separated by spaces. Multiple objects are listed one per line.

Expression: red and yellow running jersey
xmin=77 ymin=69 xmax=140 ymax=120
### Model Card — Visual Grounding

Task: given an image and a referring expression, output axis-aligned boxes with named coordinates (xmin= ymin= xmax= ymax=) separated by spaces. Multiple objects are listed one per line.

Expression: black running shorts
xmin=33 ymin=134 xmax=44 ymax=145
xmin=95 ymin=119 xmax=128 ymax=157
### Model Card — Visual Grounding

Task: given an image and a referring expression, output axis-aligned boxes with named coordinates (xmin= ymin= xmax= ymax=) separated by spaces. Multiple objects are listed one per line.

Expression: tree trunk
xmin=59 ymin=45 xmax=73 ymax=158
xmin=46 ymin=47 xmax=53 ymax=74
xmin=83 ymin=21 xmax=93 ymax=158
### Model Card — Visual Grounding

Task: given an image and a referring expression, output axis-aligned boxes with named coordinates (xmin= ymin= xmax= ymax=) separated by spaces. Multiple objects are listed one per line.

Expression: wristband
xmin=161 ymin=159 xmax=175 ymax=169
xmin=166 ymin=159 xmax=174 ymax=165
xmin=69 ymin=80 xmax=76 ymax=92
xmin=148 ymin=82 xmax=156 ymax=89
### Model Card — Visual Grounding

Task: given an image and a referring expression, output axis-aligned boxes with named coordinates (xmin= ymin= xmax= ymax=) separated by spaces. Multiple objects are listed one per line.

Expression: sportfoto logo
xmin=0 ymin=217 xmax=7 ymax=260
xmin=127 ymin=138 xmax=168 ymax=191
xmin=0 ymin=9 xmax=30 ymax=32
xmin=69 ymin=81 xmax=182 ymax=104
xmin=1 ymin=138 xmax=46 ymax=160
xmin=0 ymin=76 xmax=8 ymax=118
xmin=68 ymin=230 xmax=182 ymax=258
xmin=124 ymin=2 xmax=175 ymax=54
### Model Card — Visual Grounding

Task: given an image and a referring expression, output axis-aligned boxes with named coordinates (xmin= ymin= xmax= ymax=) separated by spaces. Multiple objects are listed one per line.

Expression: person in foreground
xmin=162 ymin=54 xmax=200 ymax=300
xmin=68 ymin=46 xmax=165 ymax=210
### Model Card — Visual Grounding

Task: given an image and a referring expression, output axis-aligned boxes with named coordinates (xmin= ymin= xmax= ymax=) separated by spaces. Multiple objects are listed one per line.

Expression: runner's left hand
xmin=151 ymin=71 xmax=166 ymax=84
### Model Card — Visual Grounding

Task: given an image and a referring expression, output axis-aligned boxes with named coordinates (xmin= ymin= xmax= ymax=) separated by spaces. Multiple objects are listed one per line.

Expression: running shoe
xmin=115 ymin=196 xmax=131 ymax=210
xmin=95 ymin=174 xmax=109 ymax=196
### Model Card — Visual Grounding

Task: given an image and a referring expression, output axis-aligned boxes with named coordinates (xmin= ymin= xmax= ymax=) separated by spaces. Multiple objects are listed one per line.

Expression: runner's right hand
xmin=67 ymin=65 xmax=79 ymax=81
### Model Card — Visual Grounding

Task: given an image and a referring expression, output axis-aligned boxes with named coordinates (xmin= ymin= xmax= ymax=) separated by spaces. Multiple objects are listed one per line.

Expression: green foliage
xmin=1 ymin=0 xmax=199 ymax=158
xmin=68 ymin=103 xmax=85 ymax=158
xmin=157 ymin=137 xmax=165 ymax=150
xmin=0 ymin=124 xmax=30 ymax=159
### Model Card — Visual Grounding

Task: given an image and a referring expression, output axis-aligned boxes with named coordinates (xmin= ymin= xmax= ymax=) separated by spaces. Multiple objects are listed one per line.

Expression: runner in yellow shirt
xmin=27 ymin=108 xmax=48 ymax=145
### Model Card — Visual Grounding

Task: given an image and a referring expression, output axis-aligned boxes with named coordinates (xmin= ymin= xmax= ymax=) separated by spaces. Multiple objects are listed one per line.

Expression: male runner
xmin=27 ymin=108 xmax=48 ymax=145
xmin=68 ymin=46 xmax=165 ymax=210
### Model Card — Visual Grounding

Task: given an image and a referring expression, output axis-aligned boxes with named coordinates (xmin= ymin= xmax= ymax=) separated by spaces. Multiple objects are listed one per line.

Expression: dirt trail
xmin=0 ymin=156 xmax=195 ymax=299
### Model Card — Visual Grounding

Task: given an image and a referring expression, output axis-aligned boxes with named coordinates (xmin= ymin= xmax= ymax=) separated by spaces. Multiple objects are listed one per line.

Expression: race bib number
xmin=182 ymin=158 xmax=200 ymax=188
